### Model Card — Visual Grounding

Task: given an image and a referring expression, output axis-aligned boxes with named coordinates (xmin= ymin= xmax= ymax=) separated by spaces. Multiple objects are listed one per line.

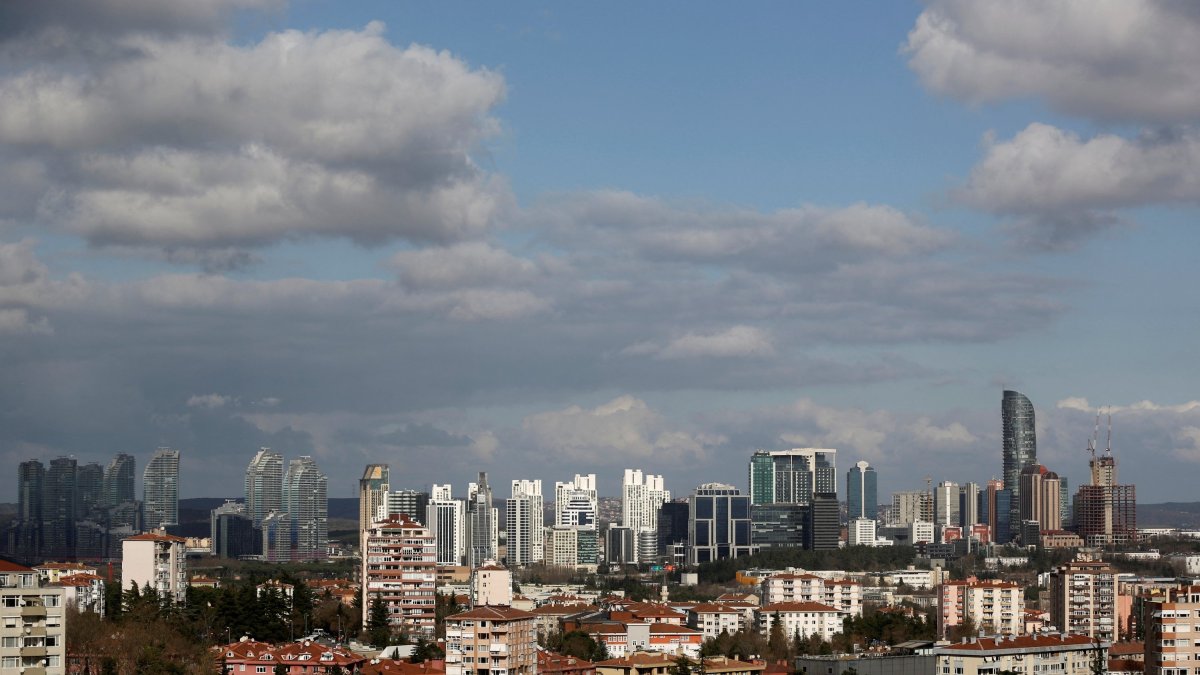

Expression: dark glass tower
xmin=1002 ymin=390 xmax=1037 ymax=532
xmin=846 ymin=460 xmax=878 ymax=520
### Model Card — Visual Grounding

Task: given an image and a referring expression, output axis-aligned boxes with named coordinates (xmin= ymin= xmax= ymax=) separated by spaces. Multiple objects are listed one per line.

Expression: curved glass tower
xmin=1002 ymin=390 xmax=1037 ymax=532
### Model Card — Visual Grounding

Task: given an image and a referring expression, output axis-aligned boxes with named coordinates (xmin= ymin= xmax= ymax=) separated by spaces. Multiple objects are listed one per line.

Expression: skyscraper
xmin=554 ymin=474 xmax=597 ymax=528
xmin=245 ymin=448 xmax=283 ymax=527
xmin=621 ymin=469 xmax=668 ymax=562
xmin=466 ymin=472 xmax=498 ymax=567
xmin=283 ymin=456 xmax=328 ymax=560
xmin=359 ymin=464 xmax=390 ymax=533
xmin=1002 ymin=390 xmax=1037 ymax=528
xmin=506 ymin=480 xmax=544 ymax=566
xmin=143 ymin=447 xmax=180 ymax=530
xmin=102 ymin=453 xmax=136 ymax=509
xmin=16 ymin=459 xmax=45 ymax=561
xmin=1074 ymin=424 xmax=1137 ymax=547
xmin=748 ymin=448 xmax=837 ymax=506
xmin=846 ymin=460 xmax=877 ymax=520
xmin=386 ymin=489 xmax=430 ymax=523
xmin=1018 ymin=464 xmax=1062 ymax=534
xmin=76 ymin=462 xmax=104 ymax=518
xmin=687 ymin=483 xmax=753 ymax=564
xmin=427 ymin=484 xmax=466 ymax=566
xmin=43 ymin=456 xmax=77 ymax=559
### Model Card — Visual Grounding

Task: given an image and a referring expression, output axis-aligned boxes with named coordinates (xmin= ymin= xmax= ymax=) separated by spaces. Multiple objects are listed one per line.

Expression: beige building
xmin=687 ymin=603 xmax=745 ymax=640
xmin=937 ymin=578 xmax=1024 ymax=638
xmin=935 ymin=633 xmax=1106 ymax=675
xmin=1143 ymin=584 xmax=1200 ymax=675
xmin=760 ymin=572 xmax=862 ymax=616
xmin=121 ymin=532 xmax=188 ymax=604
xmin=445 ymin=605 xmax=537 ymax=675
xmin=470 ymin=562 xmax=513 ymax=607
xmin=362 ymin=513 xmax=438 ymax=638
xmin=0 ymin=559 xmax=67 ymax=675
xmin=1048 ymin=555 xmax=1117 ymax=641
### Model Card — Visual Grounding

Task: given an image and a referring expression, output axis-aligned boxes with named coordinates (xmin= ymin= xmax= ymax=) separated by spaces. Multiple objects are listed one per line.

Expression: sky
xmin=2 ymin=1 xmax=1200 ymax=504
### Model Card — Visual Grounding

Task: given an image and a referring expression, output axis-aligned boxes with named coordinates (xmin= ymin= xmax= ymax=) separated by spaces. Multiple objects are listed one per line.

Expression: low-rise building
xmin=757 ymin=602 xmax=843 ymax=643
xmin=934 ymin=634 xmax=1106 ymax=675
xmin=444 ymin=605 xmax=538 ymax=675
xmin=54 ymin=573 xmax=105 ymax=616
xmin=215 ymin=638 xmax=367 ymax=673
xmin=687 ymin=603 xmax=745 ymax=640
xmin=538 ymin=650 xmax=596 ymax=675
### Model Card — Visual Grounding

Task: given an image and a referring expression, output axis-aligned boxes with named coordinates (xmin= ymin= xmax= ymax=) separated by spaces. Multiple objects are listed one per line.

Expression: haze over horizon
xmin=2 ymin=1 xmax=1199 ymax=503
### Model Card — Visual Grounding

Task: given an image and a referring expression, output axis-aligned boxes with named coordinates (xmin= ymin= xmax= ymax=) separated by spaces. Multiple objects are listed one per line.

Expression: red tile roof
xmin=125 ymin=532 xmax=187 ymax=542
xmin=0 ymin=559 xmax=34 ymax=572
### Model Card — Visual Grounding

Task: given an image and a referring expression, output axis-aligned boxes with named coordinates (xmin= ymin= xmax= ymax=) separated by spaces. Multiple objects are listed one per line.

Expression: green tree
xmin=412 ymin=637 xmax=446 ymax=662
xmin=670 ymin=656 xmax=694 ymax=675
xmin=557 ymin=630 xmax=601 ymax=660
xmin=274 ymin=663 xmax=288 ymax=675
xmin=766 ymin=612 xmax=788 ymax=661
xmin=366 ymin=595 xmax=392 ymax=647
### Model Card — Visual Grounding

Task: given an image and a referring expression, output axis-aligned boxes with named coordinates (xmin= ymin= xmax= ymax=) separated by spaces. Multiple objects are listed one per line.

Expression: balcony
xmin=490 ymin=644 xmax=508 ymax=655
xmin=20 ymin=645 xmax=47 ymax=658
xmin=21 ymin=604 xmax=46 ymax=618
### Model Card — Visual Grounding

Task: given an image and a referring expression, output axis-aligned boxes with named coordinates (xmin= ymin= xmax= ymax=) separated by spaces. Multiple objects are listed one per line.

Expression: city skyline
xmin=2 ymin=2 xmax=1200 ymax=503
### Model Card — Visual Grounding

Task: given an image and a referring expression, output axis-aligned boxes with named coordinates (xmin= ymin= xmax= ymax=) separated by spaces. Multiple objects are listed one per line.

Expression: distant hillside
xmin=180 ymin=497 xmax=359 ymax=522
xmin=1138 ymin=502 xmax=1200 ymax=529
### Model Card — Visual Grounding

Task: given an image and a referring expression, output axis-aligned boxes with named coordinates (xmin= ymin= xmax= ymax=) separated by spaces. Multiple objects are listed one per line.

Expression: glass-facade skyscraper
xmin=143 ymin=447 xmax=180 ymax=529
xmin=688 ymin=483 xmax=753 ymax=564
xmin=245 ymin=448 xmax=283 ymax=527
xmin=1002 ymin=390 xmax=1037 ymax=533
xmin=846 ymin=460 xmax=877 ymax=520
xmin=748 ymin=448 xmax=837 ymax=506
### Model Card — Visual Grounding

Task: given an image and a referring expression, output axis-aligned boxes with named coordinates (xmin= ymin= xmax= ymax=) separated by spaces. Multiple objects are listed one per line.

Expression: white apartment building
xmin=428 ymin=484 xmax=467 ymax=566
xmin=121 ymin=532 xmax=188 ymax=604
xmin=761 ymin=572 xmax=862 ymax=616
xmin=361 ymin=513 xmax=437 ymax=638
xmin=555 ymin=474 xmax=598 ymax=528
xmin=0 ymin=560 xmax=67 ymax=675
xmin=687 ymin=604 xmax=745 ymax=640
xmin=757 ymin=602 xmax=844 ymax=643
xmin=934 ymin=634 xmax=1105 ymax=675
xmin=849 ymin=518 xmax=878 ymax=546
xmin=622 ymin=469 xmax=669 ymax=561
xmin=507 ymin=480 xmax=544 ymax=566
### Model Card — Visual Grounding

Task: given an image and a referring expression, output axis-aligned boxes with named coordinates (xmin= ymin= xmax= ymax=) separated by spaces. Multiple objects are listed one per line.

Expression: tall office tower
xmin=283 ymin=456 xmax=328 ymax=561
xmin=751 ymin=503 xmax=807 ymax=549
xmin=958 ymin=482 xmax=980 ymax=528
xmin=359 ymin=464 xmax=390 ymax=534
xmin=1048 ymin=555 xmax=1117 ymax=641
xmin=43 ymin=456 xmax=78 ymax=559
xmin=748 ymin=448 xmax=837 ymax=506
xmin=76 ymin=462 xmax=104 ymax=518
xmin=102 ymin=453 xmax=136 ymax=508
xmin=211 ymin=500 xmax=258 ymax=559
xmin=1018 ymin=464 xmax=1062 ymax=533
xmin=1002 ymin=390 xmax=1037 ymax=527
xmin=554 ymin=474 xmax=598 ymax=527
xmin=1074 ymin=427 xmax=1137 ymax=547
xmin=846 ymin=460 xmax=878 ymax=521
xmin=891 ymin=490 xmax=933 ymax=525
xmin=687 ymin=483 xmax=753 ymax=564
xmin=143 ymin=447 xmax=180 ymax=530
xmin=245 ymin=447 xmax=283 ymax=527
xmin=805 ymin=492 xmax=840 ymax=551
xmin=657 ymin=501 xmax=690 ymax=556
xmin=427 ymin=485 xmax=466 ymax=566
xmin=16 ymin=460 xmax=45 ymax=561
xmin=506 ymin=480 xmax=544 ymax=566
xmin=1058 ymin=476 xmax=1071 ymax=529
xmin=605 ymin=525 xmax=636 ymax=565
xmin=466 ymin=473 xmax=498 ymax=567
xmin=387 ymin=490 xmax=430 ymax=524
xmin=621 ymin=469 xmax=668 ymax=561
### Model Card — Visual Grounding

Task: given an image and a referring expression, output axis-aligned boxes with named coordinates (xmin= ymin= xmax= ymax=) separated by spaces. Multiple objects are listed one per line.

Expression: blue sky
xmin=1 ymin=0 xmax=1199 ymax=504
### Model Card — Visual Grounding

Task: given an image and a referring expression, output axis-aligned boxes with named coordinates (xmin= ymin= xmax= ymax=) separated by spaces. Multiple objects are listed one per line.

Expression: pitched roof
xmin=939 ymin=634 xmax=1100 ymax=653
xmin=125 ymin=532 xmax=187 ymax=543
xmin=0 ymin=559 xmax=34 ymax=572
xmin=594 ymin=652 xmax=676 ymax=667
xmin=760 ymin=602 xmax=841 ymax=613
xmin=449 ymin=605 xmax=535 ymax=621
xmin=688 ymin=603 xmax=741 ymax=614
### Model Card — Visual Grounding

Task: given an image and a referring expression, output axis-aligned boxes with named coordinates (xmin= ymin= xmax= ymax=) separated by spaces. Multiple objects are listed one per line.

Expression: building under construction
xmin=1073 ymin=416 xmax=1137 ymax=547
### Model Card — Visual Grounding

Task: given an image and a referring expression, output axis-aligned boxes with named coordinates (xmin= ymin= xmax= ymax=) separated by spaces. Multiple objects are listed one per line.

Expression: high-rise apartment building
xmin=122 ymin=532 xmax=188 ymax=604
xmin=444 ymin=606 xmax=537 ymax=675
xmin=1048 ymin=554 xmax=1118 ymax=642
xmin=1143 ymin=584 xmax=1200 ymax=675
xmin=958 ymin=482 xmax=980 ymax=528
xmin=283 ymin=456 xmax=328 ymax=561
xmin=245 ymin=448 xmax=283 ymax=527
xmin=359 ymin=464 xmax=390 ymax=535
xmin=143 ymin=447 xmax=180 ymax=530
xmin=937 ymin=579 xmax=1024 ymax=638
xmin=43 ymin=456 xmax=77 ymax=559
xmin=621 ymin=469 xmax=668 ymax=562
xmin=891 ymin=490 xmax=932 ymax=525
xmin=1019 ymin=464 xmax=1062 ymax=534
xmin=466 ymin=473 xmax=498 ymax=568
xmin=749 ymin=448 xmax=836 ymax=506
xmin=506 ymin=479 xmax=544 ymax=566
xmin=361 ymin=513 xmax=437 ymax=638
xmin=0 ymin=559 xmax=67 ymax=674
xmin=76 ymin=462 xmax=104 ymax=518
xmin=1002 ymin=390 xmax=1037 ymax=528
xmin=846 ymin=460 xmax=877 ymax=521
xmin=102 ymin=453 xmax=136 ymax=509
xmin=687 ymin=483 xmax=753 ymax=564
xmin=934 ymin=481 xmax=960 ymax=535
xmin=15 ymin=459 xmax=44 ymax=561
xmin=427 ymin=484 xmax=466 ymax=566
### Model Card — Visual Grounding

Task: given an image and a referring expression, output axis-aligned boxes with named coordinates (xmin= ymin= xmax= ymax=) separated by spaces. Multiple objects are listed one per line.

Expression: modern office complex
xmin=466 ymin=472 xmax=498 ymax=568
xmin=427 ymin=484 xmax=466 ymax=566
xmin=621 ymin=468 xmax=668 ymax=562
xmin=687 ymin=482 xmax=753 ymax=564
xmin=749 ymin=448 xmax=836 ymax=506
xmin=846 ymin=460 xmax=877 ymax=520
xmin=245 ymin=448 xmax=283 ymax=527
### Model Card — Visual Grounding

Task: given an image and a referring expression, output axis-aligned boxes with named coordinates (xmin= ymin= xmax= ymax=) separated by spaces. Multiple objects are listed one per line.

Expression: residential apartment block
xmin=1049 ymin=555 xmax=1118 ymax=642
xmin=444 ymin=605 xmax=538 ymax=675
xmin=121 ymin=532 xmax=187 ymax=604
xmin=1143 ymin=584 xmax=1200 ymax=675
xmin=361 ymin=514 xmax=437 ymax=638
xmin=935 ymin=633 xmax=1105 ymax=675
xmin=937 ymin=578 xmax=1024 ymax=638
xmin=760 ymin=571 xmax=862 ymax=616
xmin=0 ymin=559 xmax=67 ymax=675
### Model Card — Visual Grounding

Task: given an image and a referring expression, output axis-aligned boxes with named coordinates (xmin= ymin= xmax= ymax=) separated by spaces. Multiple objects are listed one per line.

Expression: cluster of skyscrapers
xmin=211 ymin=448 xmax=329 ymax=561
xmin=4 ymin=448 xmax=178 ymax=563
